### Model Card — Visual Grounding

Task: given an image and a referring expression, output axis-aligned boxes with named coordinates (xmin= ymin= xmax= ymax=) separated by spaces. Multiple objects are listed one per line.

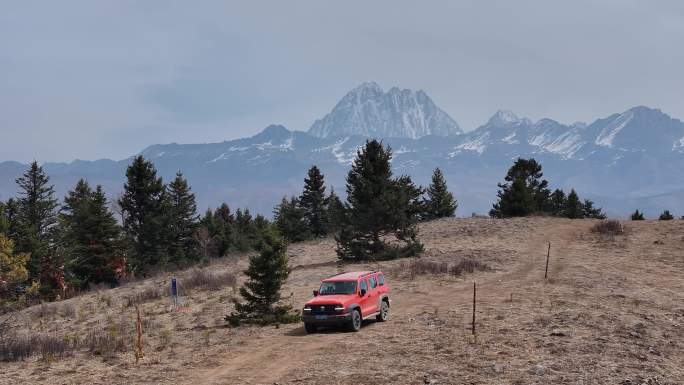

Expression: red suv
xmin=302 ymin=271 xmax=390 ymax=332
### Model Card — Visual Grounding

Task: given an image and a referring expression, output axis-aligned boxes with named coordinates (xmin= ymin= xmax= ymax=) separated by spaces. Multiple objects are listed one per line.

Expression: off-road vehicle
xmin=302 ymin=271 xmax=390 ymax=333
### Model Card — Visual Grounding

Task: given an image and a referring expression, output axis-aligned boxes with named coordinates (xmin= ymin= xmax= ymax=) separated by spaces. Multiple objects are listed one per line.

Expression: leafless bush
xmin=181 ymin=268 xmax=237 ymax=292
xmin=84 ymin=319 xmax=129 ymax=357
xmin=591 ymin=220 xmax=625 ymax=236
xmin=124 ymin=286 xmax=162 ymax=307
xmin=60 ymin=302 xmax=76 ymax=318
xmin=0 ymin=334 xmax=76 ymax=362
xmin=35 ymin=303 xmax=58 ymax=318
xmin=390 ymin=258 xmax=490 ymax=279
xmin=450 ymin=259 xmax=490 ymax=276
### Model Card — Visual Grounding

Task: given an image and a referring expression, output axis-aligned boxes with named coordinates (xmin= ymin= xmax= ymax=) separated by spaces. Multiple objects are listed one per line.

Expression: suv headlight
xmin=303 ymin=306 xmax=312 ymax=312
xmin=334 ymin=306 xmax=344 ymax=312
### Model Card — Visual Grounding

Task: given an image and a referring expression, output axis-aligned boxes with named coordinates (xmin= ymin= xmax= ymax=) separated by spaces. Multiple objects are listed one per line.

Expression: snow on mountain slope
xmin=308 ymin=82 xmax=462 ymax=139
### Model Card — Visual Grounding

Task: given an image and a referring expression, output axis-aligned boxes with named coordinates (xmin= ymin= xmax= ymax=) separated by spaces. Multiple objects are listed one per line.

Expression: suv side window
xmin=359 ymin=279 xmax=368 ymax=295
xmin=378 ymin=273 xmax=385 ymax=286
xmin=369 ymin=275 xmax=377 ymax=289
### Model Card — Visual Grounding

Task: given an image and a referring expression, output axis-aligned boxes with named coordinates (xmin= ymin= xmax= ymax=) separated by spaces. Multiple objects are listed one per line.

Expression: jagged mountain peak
xmin=486 ymin=110 xmax=531 ymax=127
xmin=308 ymin=82 xmax=462 ymax=139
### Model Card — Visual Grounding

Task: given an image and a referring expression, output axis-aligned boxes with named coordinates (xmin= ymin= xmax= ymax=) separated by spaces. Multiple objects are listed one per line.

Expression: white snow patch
xmin=501 ymin=132 xmax=518 ymax=144
xmin=595 ymin=111 xmax=633 ymax=147
xmin=452 ymin=132 xmax=489 ymax=155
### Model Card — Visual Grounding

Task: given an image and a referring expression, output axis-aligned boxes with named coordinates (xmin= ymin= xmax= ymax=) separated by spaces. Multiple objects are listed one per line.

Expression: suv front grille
xmin=310 ymin=304 xmax=340 ymax=315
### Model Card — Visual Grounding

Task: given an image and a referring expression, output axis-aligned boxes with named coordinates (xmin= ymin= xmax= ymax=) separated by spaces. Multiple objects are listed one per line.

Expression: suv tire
xmin=348 ymin=309 xmax=362 ymax=332
xmin=376 ymin=300 xmax=389 ymax=322
xmin=304 ymin=323 xmax=316 ymax=333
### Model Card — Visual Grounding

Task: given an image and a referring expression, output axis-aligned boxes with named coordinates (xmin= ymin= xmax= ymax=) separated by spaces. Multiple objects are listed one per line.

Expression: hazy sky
xmin=2 ymin=1 xmax=684 ymax=162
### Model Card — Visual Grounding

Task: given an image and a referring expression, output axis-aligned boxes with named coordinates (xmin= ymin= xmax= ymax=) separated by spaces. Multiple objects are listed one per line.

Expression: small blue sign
xmin=171 ymin=277 xmax=177 ymax=297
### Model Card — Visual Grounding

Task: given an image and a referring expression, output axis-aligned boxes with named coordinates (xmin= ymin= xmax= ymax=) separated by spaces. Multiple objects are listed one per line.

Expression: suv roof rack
xmin=328 ymin=271 xmax=347 ymax=278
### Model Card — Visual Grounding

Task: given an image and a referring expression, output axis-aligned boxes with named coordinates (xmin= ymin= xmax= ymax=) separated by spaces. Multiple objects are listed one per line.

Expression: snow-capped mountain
xmin=2 ymin=83 xmax=684 ymax=218
xmin=308 ymin=82 xmax=462 ymax=138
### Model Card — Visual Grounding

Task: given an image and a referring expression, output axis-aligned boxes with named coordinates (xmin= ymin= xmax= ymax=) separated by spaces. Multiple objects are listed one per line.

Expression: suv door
xmin=358 ymin=278 xmax=373 ymax=316
xmin=366 ymin=274 xmax=380 ymax=314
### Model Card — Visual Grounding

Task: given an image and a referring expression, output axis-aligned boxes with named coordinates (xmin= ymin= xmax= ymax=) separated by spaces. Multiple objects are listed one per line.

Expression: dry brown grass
xmin=0 ymin=217 xmax=682 ymax=385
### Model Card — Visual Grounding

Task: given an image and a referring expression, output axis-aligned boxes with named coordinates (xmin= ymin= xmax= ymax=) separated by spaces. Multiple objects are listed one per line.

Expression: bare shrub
xmin=390 ymin=258 xmax=489 ymax=279
xmin=84 ymin=319 xmax=129 ymax=357
xmin=60 ymin=302 xmax=76 ymax=318
xmin=591 ymin=220 xmax=625 ymax=236
xmin=450 ymin=259 xmax=490 ymax=276
xmin=181 ymin=268 xmax=237 ymax=292
xmin=0 ymin=334 xmax=76 ymax=362
xmin=124 ymin=286 xmax=162 ymax=307
xmin=35 ymin=302 xmax=58 ymax=319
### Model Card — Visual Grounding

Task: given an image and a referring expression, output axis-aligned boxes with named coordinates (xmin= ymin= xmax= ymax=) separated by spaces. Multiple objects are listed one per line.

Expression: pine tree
xmin=490 ymin=158 xmax=549 ymax=218
xmin=630 ymin=209 xmax=645 ymax=220
xmin=336 ymin=140 xmax=423 ymax=261
xmin=274 ymin=196 xmax=310 ymax=242
xmin=300 ymin=166 xmax=327 ymax=237
xmin=166 ymin=171 xmax=200 ymax=265
xmin=59 ymin=180 xmax=122 ymax=288
xmin=423 ymin=168 xmax=457 ymax=220
xmin=564 ymin=189 xmax=584 ymax=219
xmin=659 ymin=210 xmax=674 ymax=220
xmin=549 ymin=189 xmax=567 ymax=216
xmin=118 ymin=156 xmax=168 ymax=273
xmin=226 ymin=229 xmax=296 ymax=325
xmin=324 ymin=187 xmax=346 ymax=234
xmin=582 ymin=199 xmax=606 ymax=219
xmin=15 ymin=161 xmax=58 ymax=279
xmin=1 ymin=199 xmax=21 ymax=242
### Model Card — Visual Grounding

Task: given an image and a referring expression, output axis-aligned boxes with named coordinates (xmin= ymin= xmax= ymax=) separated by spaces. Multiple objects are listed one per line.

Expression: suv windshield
xmin=319 ymin=280 xmax=357 ymax=295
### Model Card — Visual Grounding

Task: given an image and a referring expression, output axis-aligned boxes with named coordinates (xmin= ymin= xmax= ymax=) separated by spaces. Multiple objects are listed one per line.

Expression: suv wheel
xmin=348 ymin=309 xmax=362 ymax=332
xmin=376 ymin=300 xmax=389 ymax=322
xmin=304 ymin=323 xmax=316 ymax=333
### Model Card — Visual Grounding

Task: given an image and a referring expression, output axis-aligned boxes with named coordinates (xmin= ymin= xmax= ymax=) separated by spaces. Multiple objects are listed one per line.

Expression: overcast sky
xmin=2 ymin=1 xmax=683 ymax=162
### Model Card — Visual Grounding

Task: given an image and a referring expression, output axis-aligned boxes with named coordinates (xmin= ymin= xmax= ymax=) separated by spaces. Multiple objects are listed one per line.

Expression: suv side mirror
xmin=359 ymin=289 xmax=366 ymax=297
xmin=313 ymin=290 xmax=319 ymax=297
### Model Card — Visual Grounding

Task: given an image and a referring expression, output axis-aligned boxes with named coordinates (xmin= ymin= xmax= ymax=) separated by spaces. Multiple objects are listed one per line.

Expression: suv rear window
xmin=378 ymin=273 xmax=385 ymax=286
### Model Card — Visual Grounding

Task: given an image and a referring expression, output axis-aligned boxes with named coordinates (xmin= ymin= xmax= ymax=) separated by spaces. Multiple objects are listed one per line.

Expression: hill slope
xmin=2 ymin=217 xmax=682 ymax=384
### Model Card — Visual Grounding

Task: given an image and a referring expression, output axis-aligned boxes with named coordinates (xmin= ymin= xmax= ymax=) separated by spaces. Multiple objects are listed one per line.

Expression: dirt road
xmin=199 ymin=220 xmax=586 ymax=385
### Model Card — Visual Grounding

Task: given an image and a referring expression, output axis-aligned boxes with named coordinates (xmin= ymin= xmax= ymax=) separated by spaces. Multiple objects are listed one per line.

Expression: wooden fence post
xmin=544 ymin=242 xmax=551 ymax=280
xmin=472 ymin=282 xmax=476 ymax=335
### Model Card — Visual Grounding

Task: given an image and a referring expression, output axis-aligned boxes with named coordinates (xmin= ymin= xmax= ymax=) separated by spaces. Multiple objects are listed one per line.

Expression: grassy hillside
xmin=1 ymin=217 xmax=682 ymax=384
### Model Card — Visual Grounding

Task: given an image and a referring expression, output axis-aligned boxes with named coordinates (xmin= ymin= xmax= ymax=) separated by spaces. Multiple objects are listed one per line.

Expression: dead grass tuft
xmin=390 ymin=258 xmax=490 ymax=279
xmin=181 ymin=268 xmax=237 ymax=292
xmin=591 ymin=220 xmax=625 ymax=236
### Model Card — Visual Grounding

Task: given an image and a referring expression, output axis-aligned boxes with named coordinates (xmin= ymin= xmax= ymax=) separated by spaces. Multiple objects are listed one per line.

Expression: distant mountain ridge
xmin=309 ymin=82 xmax=462 ymax=138
xmin=2 ymin=83 xmax=684 ymax=218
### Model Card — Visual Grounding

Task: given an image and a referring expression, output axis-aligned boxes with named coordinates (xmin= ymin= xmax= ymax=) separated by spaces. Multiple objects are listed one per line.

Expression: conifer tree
xmin=324 ymin=188 xmax=346 ymax=234
xmin=564 ymin=189 xmax=584 ymax=219
xmin=423 ymin=168 xmax=457 ymax=220
xmin=630 ymin=209 xmax=645 ymax=220
xmin=226 ymin=229 xmax=296 ymax=325
xmin=582 ymin=199 xmax=606 ymax=219
xmin=15 ymin=161 xmax=58 ymax=279
xmin=2 ymin=199 xmax=21 ymax=243
xmin=336 ymin=140 xmax=423 ymax=260
xmin=274 ymin=196 xmax=310 ymax=242
xmin=118 ymin=156 xmax=168 ymax=272
xmin=490 ymin=158 xmax=549 ymax=218
xmin=59 ymin=179 xmax=122 ymax=288
xmin=549 ymin=189 xmax=567 ymax=216
xmin=204 ymin=204 xmax=235 ymax=257
xmin=299 ymin=166 xmax=327 ymax=237
xmin=166 ymin=171 xmax=200 ymax=265
xmin=659 ymin=210 xmax=674 ymax=220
